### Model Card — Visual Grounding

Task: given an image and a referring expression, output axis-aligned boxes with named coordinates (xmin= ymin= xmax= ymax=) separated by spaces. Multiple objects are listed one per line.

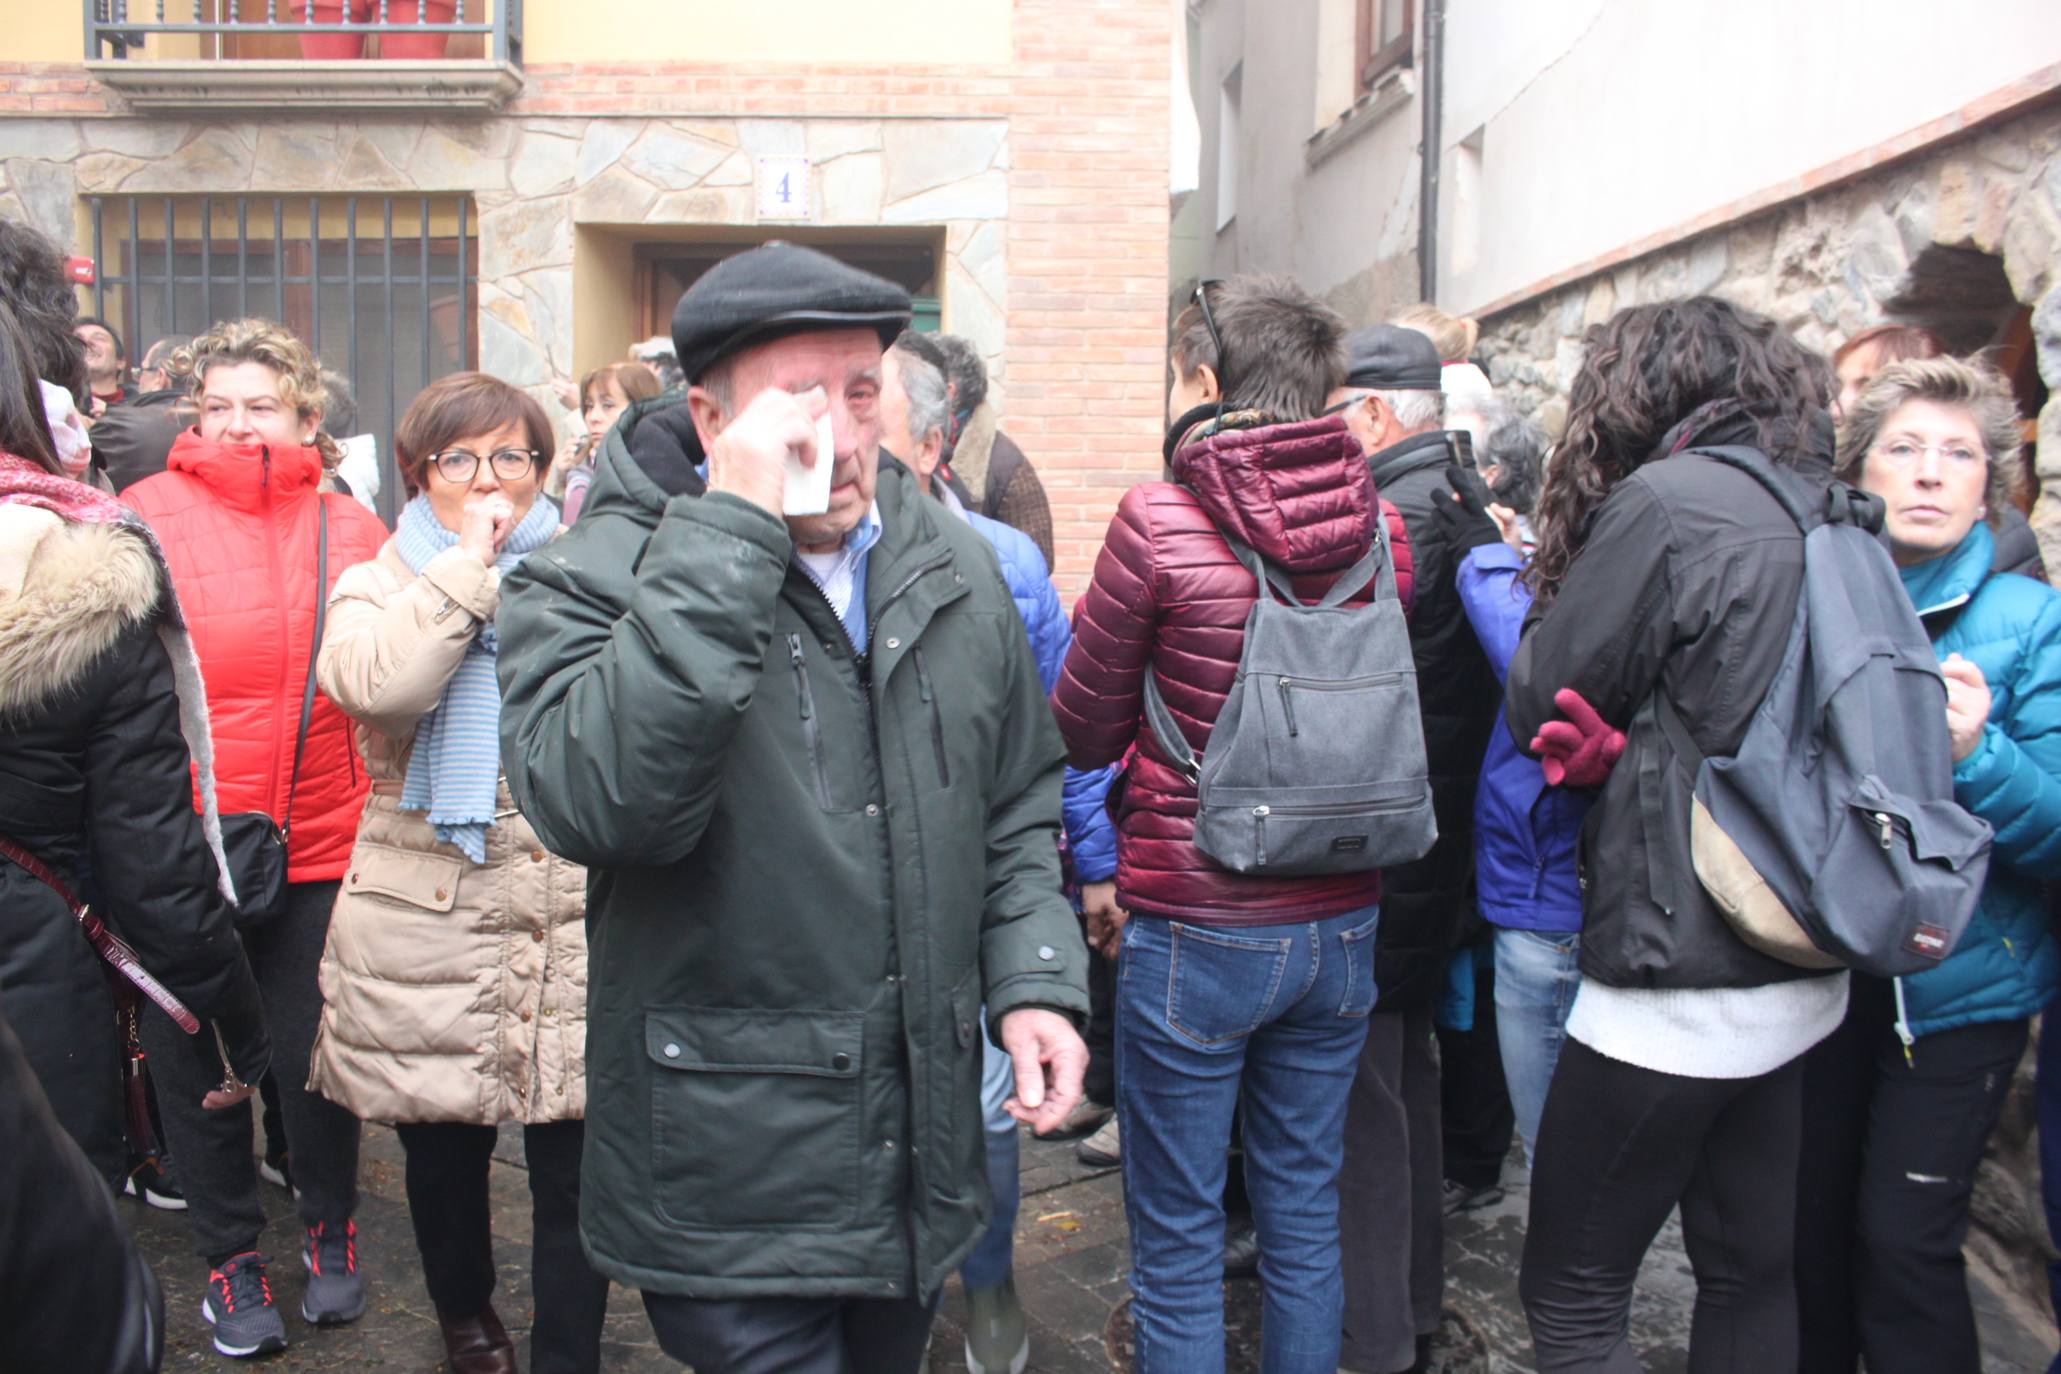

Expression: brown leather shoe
xmin=440 ymin=1305 xmax=518 ymax=1374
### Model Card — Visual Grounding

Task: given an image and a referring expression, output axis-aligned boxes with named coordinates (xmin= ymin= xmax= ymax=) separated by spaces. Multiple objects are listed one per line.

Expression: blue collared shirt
xmin=792 ymin=501 xmax=883 ymax=654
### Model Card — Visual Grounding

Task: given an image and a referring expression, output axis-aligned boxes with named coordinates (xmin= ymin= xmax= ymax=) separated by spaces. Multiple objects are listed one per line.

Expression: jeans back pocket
xmin=1166 ymin=922 xmax=1293 ymax=1047
xmin=1336 ymin=909 xmax=1380 ymax=1018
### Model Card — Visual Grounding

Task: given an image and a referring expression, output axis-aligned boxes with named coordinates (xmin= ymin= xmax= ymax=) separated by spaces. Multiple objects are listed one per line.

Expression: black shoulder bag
xmin=219 ymin=500 xmax=327 ymax=930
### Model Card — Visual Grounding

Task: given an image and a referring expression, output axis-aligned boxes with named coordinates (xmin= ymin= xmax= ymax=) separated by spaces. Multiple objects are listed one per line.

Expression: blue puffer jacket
xmin=966 ymin=511 xmax=1118 ymax=883
xmin=1456 ymin=543 xmax=1586 ymax=932
xmin=1897 ymin=520 xmax=2061 ymax=1041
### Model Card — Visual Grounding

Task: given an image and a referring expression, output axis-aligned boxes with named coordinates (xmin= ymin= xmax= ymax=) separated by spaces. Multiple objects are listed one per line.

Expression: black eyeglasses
xmin=429 ymin=448 xmax=539 ymax=484
xmin=1192 ymin=278 xmax=1230 ymax=424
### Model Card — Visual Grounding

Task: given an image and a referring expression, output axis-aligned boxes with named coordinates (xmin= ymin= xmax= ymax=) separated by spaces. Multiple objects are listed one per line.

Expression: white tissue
xmin=783 ymin=410 xmax=836 ymax=516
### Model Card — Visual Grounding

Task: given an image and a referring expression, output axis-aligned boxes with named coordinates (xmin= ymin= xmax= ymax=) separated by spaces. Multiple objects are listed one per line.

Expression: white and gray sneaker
xmin=1075 ymin=1114 xmax=1120 ymax=1169
xmin=202 ymin=1251 xmax=287 ymax=1358
xmin=300 ymin=1218 xmax=366 ymax=1324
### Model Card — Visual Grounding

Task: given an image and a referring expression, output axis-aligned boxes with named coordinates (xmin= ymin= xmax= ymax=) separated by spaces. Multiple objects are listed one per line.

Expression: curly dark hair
xmin=0 ymin=219 xmax=87 ymax=405
xmin=1528 ymin=296 xmax=1831 ymax=603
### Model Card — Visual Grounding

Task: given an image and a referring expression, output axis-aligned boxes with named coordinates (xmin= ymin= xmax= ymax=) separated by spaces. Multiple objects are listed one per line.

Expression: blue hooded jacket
xmin=965 ymin=511 xmax=1118 ymax=884
xmin=1897 ymin=519 xmax=2061 ymax=1041
xmin=1456 ymin=542 xmax=1586 ymax=933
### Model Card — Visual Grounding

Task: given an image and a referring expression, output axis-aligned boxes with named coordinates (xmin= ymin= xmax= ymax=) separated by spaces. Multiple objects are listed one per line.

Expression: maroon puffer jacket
xmin=1053 ymin=414 xmax=1414 ymax=925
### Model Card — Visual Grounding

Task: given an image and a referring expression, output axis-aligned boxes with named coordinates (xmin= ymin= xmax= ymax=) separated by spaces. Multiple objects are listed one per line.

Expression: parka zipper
xmin=1276 ymin=671 xmax=1404 ymax=737
xmin=259 ymin=446 xmax=294 ymax=827
xmin=786 ymin=634 xmax=835 ymax=810
xmin=914 ymin=646 xmax=949 ymax=788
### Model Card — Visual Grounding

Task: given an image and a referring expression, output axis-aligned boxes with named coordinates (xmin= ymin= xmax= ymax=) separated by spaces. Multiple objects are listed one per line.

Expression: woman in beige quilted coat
xmin=308 ymin=373 xmax=605 ymax=1374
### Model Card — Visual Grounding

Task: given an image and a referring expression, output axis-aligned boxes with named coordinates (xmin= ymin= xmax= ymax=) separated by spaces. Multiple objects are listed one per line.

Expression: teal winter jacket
xmin=1897 ymin=520 xmax=2061 ymax=1041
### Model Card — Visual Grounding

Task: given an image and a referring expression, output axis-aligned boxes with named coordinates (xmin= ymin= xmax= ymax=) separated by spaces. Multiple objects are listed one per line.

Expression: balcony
xmin=84 ymin=0 xmax=523 ymax=114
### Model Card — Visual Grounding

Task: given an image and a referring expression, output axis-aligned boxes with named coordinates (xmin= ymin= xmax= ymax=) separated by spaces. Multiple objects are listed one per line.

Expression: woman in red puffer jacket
xmin=1051 ymin=275 xmax=1412 ymax=1372
xmin=122 ymin=319 xmax=386 ymax=1356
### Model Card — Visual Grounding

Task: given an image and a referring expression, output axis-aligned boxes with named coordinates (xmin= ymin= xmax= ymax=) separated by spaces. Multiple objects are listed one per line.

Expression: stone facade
xmin=1475 ymin=100 xmax=2061 ymax=1332
xmin=1477 ymin=102 xmax=2061 ymax=566
xmin=0 ymin=3 xmax=1172 ymax=597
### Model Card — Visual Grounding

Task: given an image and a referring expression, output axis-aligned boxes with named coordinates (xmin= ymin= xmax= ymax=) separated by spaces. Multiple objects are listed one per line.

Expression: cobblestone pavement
xmin=128 ymin=1121 xmax=2056 ymax=1372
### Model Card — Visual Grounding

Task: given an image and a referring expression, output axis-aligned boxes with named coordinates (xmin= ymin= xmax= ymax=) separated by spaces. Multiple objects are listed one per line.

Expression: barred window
xmin=84 ymin=194 xmax=478 ymax=520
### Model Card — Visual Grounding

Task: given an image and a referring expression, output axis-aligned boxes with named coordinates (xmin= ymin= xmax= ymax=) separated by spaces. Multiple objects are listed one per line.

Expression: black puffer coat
xmin=1365 ymin=429 xmax=1502 ymax=1008
xmin=0 ymin=509 xmax=266 ymax=1180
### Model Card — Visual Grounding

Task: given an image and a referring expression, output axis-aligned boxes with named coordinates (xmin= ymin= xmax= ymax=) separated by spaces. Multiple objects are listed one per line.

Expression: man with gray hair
xmin=90 ymin=334 xmax=195 ymax=490
xmin=1327 ymin=324 xmax=1505 ymax=1374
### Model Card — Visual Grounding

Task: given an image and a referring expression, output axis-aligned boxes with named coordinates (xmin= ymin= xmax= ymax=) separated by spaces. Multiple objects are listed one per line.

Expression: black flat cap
xmin=1342 ymin=325 xmax=1442 ymax=391
xmin=671 ymin=242 xmax=912 ymax=385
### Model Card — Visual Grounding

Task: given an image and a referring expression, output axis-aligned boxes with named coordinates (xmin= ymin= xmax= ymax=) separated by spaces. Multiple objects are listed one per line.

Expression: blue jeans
xmin=1117 ymin=906 xmax=1378 ymax=1374
xmin=959 ymin=1023 xmax=1020 ymax=1293
xmin=1492 ymin=926 xmax=1580 ymax=1169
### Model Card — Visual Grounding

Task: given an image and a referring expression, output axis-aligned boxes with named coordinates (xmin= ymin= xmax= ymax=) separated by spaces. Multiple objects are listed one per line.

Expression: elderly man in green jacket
xmin=497 ymin=243 xmax=1090 ymax=1373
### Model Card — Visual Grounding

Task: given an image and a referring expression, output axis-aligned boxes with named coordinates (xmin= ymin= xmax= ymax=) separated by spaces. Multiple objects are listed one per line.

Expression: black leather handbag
xmin=221 ymin=502 xmax=326 ymax=931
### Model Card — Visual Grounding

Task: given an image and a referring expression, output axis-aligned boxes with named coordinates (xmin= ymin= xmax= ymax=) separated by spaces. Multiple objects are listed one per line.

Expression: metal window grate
xmin=87 ymin=193 xmax=477 ymax=524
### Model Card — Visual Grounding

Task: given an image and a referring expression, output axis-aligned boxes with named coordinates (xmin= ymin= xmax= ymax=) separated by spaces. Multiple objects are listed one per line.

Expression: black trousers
xmin=1519 ymin=1037 xmax=1803 ymax=1374
xmin=140 ymin=879 xmax=362 ymax=1265
xmin=1339 ymin=1004 xmax=1444 ymax=1374
xmin=1794 ymin=974 xmax=2027 ymax=1374
xmin=640 ymin=1290 xmax=937 ymax=1374
xmin=392 ymin=1119 xmax=610 ymax=1374
xmin=1085 ymin=940 xmax=1117 ymax=1107
xmin=1437 ymin=943 xmax=1514 ymax=1190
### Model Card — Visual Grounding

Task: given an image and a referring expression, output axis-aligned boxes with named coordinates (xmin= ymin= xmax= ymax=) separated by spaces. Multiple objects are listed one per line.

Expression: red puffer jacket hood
xmin=1054 ymin=414 xmax=1414 ymax=924
xmin=125 ymin=432 xmax=389 ymax=882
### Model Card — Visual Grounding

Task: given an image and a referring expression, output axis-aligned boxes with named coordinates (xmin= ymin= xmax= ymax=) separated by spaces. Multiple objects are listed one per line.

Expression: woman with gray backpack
xmin=1505 ymin=298 xmax=1866 ymax=1373
xmin=1792 ymin=355 xmax=2061 ymax=1374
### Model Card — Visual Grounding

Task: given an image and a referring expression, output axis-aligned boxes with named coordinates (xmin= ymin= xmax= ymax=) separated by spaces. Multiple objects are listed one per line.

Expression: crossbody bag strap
xmin=0 ymin=834 xmax=199 ymax=1033
xmin=281 ymin=500 xmax=328 ymax=842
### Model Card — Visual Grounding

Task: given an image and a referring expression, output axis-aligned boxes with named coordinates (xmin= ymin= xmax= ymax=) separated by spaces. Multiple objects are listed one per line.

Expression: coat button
xmin=1038 ymin=945 xmax=1057 ymax=960
xmin=530 ymin=849 xmax=546 ymax=862
xmin=865 ymin=804 xmax=881 ymax=817
xmin=831 ymin=1052 xmax=853 ymax=1071
xmin=348 ymin=873 xmax=358 ymax=885
xmin=435 ymin=888 xmax=449 ymax=902
xmin=885 ymin=637 xmax=901 ymax=650
xmin=958 ymin=1021 xmax=973 ymax=1040
xmin=532 ymin=929 xmax=544 ymax=943
xmin=519 ymin=1009 xmax=531 ymax=1022
xmin=882 ymin=1138 xmax=897 ymax=1153
xmin=663 ymin=1043 xmax=681 ymax=1058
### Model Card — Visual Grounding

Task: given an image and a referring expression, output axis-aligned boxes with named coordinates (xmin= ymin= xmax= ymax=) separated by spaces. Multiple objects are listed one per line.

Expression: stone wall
xmin=1477 ymin=102 xmax=2061 ymax=562
xmin=1475 ymin=100 xmax=2061 ymax=1330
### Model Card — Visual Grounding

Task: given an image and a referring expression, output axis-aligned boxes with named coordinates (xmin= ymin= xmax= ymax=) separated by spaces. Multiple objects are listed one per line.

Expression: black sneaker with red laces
xmin=301 ymin=1218 xmax=366 ymax=1325
xmin=202 ymin=1251 xmax=287 ymax=1358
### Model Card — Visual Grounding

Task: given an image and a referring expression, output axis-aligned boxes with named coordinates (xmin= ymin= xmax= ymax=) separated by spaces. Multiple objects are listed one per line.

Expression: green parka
xmin=496 ymin=407 xmax=1088 ymax=1302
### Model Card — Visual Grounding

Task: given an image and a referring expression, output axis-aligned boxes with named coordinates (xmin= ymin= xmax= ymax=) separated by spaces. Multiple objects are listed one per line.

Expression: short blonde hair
xmin=1835 ymin=355 xmax=2023 ymax=522
xmin=188 ymin=318 xmax=338 ymax=466
xmin=1391 ymin=303 xmax=1479 ymax=363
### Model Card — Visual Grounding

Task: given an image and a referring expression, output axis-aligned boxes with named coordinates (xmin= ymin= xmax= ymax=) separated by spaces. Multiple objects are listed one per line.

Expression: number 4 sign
xmin=755 ymin=157 xmax=814 ymax=222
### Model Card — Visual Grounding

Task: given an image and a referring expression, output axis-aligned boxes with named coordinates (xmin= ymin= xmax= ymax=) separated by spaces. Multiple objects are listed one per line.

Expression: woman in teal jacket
xmin=1795 ymin=356 xmax=2061 ymax=1374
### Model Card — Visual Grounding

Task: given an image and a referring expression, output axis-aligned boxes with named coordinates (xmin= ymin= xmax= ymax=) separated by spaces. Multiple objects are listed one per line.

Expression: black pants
xmin=640 ymin=1291 xmax=936 ymax=1374
xmin=1437 ymin=944 xmax=1514 ymax=1191
xmin=1519 ymin=1037 xmax=1803 ymax=1374
xmin=1339 ymin=1004 xmax=1444 ymax=1373
xmin=140 ymin=879 xmax=362 ymax=1265
xmin=1794 ymin=974 xmax=2027 ymax=1374
xmin=392 ymin=1120 xmax=610 ymax=1374
xmin=1085 ymin=940 xmax=1117 ymax=1107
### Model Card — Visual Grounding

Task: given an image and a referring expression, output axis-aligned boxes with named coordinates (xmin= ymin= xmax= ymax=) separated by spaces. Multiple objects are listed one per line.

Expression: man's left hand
xmin=997 ymin=1007 xmax=1087 ymax=1135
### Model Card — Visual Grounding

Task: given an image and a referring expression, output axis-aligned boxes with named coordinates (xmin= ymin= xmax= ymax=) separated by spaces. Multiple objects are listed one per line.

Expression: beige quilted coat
xmin=307 ymin=538 xmax=588 ymax=1125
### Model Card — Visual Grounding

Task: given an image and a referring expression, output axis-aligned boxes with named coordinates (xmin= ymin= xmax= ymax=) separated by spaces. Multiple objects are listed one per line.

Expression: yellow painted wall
xmin=3 ymin=0 xmax=80 ymax=62
xmin=524 ymin=0 xmax=1009 ymax=65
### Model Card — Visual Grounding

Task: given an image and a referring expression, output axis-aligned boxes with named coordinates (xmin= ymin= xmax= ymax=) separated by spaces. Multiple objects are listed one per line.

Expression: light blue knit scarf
xmin=394 ymin=493 xmax=558 ymax=862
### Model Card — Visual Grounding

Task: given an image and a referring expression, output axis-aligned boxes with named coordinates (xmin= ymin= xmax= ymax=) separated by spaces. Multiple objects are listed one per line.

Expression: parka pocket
xmin=646 ymin=1006 xmax=863 ymax=1230
xmin=343 ymin=843 xmax=464 ymax=912
xmin=914 ymin=646 xmax=951 ymax=790
xmin=787 ymin=634 xmax=836 ymax=811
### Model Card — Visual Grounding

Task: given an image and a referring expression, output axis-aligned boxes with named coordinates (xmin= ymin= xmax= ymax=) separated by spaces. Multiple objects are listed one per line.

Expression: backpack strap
xmin=1141 ymin=670 xmax=1201 ymax=784
xmin=1685 ymin=445 xmax=1885 ymax=537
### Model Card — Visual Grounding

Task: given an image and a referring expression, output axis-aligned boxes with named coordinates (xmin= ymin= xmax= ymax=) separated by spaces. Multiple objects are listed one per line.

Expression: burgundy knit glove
xmin=1531 ymin=688 xmax=1625 ymax=788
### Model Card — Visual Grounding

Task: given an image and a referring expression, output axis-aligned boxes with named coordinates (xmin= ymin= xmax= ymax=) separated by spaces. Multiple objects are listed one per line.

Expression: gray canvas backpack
xmin=1142 ymin=522 xmax=1437 ymax=876
xmin=1654 ymin=446 xmax=1992 ymax=976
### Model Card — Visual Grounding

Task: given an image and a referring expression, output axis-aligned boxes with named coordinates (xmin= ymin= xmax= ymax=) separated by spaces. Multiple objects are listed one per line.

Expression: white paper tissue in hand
xmin=783 ymin=411 xmax=836 ymax=516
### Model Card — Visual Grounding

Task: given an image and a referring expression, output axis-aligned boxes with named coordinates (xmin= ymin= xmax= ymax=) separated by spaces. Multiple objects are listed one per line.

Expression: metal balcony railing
xmin=85 ymin=0 xmax=521 ymax=65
